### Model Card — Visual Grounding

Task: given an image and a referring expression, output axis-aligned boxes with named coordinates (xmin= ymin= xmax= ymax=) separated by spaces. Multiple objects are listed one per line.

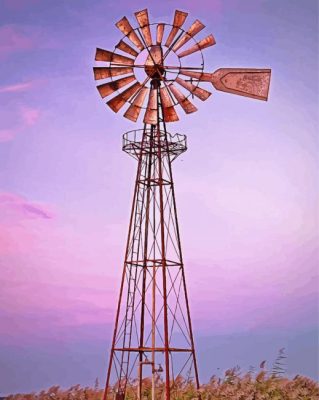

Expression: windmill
xmin=93 ymin=8 xmax=271 ymax=400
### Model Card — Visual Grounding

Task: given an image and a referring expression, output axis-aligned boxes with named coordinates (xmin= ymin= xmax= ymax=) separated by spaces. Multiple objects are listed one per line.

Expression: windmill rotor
xmin=94 ymin=9 xmax=215 ymax=123
xmin=94 ymin=8 xmax=271 ymax=126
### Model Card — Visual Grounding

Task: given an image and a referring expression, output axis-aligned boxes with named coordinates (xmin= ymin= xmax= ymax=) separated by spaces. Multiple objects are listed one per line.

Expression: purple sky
xmin=0 ymin=0 xmax=318 ymax=395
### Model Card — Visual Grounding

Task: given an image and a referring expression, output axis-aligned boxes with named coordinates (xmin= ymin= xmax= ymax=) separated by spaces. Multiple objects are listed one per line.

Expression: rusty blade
xmin=145 ymin=45 xmax=163 ymax=66
xmin=96 ymin=75 xmax=136 ymax=98
xmin=156 ymin=23 xmax=165 ymax=44
xmin=135 ymin=9 xmax=152 ymax=47
xmin=175 ymin=76 xmax=211 ymax=101
xmin=143 ymin=89 xmax=158 ymax=124
xmin=107 ymin=82 xmax=142 ymax=113
xmin=179 ymin=69 xmax=213 ymax=81
xmin=172 ymin=20 xmax=205 ymax=52
xmin=169 ymin=84 xmax=198 ymax=114
xmin=165 ymin=10 xmax=188 ymax=47
xmin=95 ymin=48 xmax=135 ymax=65
xmin=115 ymin=40 xmax=139 ymax=57
xmin=116 ymin=16 xmax=144 ymax=51
xmin=211 ymin=68 xmax=271 ymax=101
xmin=160 ymin=86 xmax=179 ymax=122
xmin=145 ymin=45 xmax=164 ymax=79
xmin=93 ymin=66 xmax=134 ymax=80
xmin=123 ymin=87 xmax=149 ymax=122
xmin=177 ymin=34 xmax=216 ymax=58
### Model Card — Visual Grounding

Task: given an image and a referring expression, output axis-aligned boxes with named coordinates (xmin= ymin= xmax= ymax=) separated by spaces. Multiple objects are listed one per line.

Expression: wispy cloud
xmin=0 ymin=81 xmax=35 ymax=93
xmin=3 ymin=0 xmax=40 ymax=11
xmin=0 ymin=105 xmax=41 ymax=143
xmin=0 ymin=192 xmax=55 ymax=257
xmin=0 ymin=129 xmax=16 ymax=143
xmin=22 ymin=203 xmax=52 ymax=219
xmin=0 ymin=23 xmax=58 ymax=59
xmin=20 ymin=106 xmax=41 ymax=126
xmin=0 ymin=25 xmax=34 ymax=58
xmin=0 ymin=192 xmax=54 ymax=220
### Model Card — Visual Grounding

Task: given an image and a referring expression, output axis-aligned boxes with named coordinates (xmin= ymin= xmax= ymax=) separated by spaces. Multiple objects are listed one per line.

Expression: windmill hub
xmin=144 ymin=45 xmax=165 ymax=80
xmin=144 ymin=63 xmax=165 ymax=80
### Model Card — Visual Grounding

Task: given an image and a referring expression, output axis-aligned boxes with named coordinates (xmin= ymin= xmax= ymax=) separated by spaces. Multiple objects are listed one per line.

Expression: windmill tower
xmin=93 ymin=9 xmax=271 ymax=400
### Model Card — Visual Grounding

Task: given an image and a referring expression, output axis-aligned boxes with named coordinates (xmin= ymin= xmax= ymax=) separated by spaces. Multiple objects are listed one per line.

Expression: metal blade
xmin=179 ymin=69 xmax=213 ymax=81
xmin=115 ymin=40 xmax=139 ymax=57
xmin=160 ymin=87 xmax=179 ymax=122
xmin=165 ymin=10 xmax=188 ymax=47
xmin=116 ymin=16 xmax=144 ymax=51
xmin=211 ymin=68 xmax=271 ymax=101
xmin=93 ymin=67 xmax=134 ymax=80
xmin=169 ymin=84 xmax=198 ymax=114
xmin=177 ymin=34 xmax=216 ymax=58
xmin=107 ymin=82 xmax=142 ymax=113
xmin=146 ymin=45 xmax=163 ymax=65
xmin=124 ymin=87 xmax=149 ymax=122
xmin=156 ymin=23 xmax=165 ymax=45
xmin=172 ymin=20 xmax=205 ymax=52
xmin=97 ymin=75 xmax=136 ymax=98
xmin=143 ymin=89 xmax=158 ymax=124
xmin=145 ymin=45 xmax=164 ymax=79
xmin=95 ymin=48 xmax=135 ymax=65
xmin=135 ymin=9 xmax=152 ymax=47
xmin=175 ymin=76 xmax=211 ymax=101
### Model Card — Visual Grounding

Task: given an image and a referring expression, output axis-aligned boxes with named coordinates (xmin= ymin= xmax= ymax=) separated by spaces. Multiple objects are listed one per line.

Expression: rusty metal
xmin=165 ymin=10 xmax=188 ymax=47
xmin=145 ymin=45 xmax=164 ymax=79
xmin=172 ymin=19 xmax=205 ymax=52
xmin=113 ymin=347 xmax=193 ymax=352
xmin=156 ymin=109 xmax=171 ymax=400
xmin=116 ymin=16 xmax=145 ymax=50
xmin=178 ymin=34 xmax=216 ymax=58
xmin=179 ymin=68 xmax=213 ymax=81
xmin=123 ymin=129 xmax=187 ymax=161
xmin=160 ymin=86 xmax=179 ymax=122
xmin=135 ymin=9 xmax=152 ymax=47
xmin=115 ymin=39 xmax=139 ymax=57
xmin=95 ymin=48 xmax=135 ymax=65
xmin=124 ymin=87 xmax=149 ymax=122
xmin=97 ymin=75 xmax=136 ymax=98
xmin=175 ymin=76 xmax=211 ymax=101
xmin=146 ymin=45 xmax=163 ymax=65
xmin=211 ymin=68 xmax=271 ymax=101
xmin=107 ymin=82 xmax=141 ymax=112
xmin=143 ymin=88 xmax=157 ymax=124
xmin=93 ymin=66 xmax=133 ymax=80
xmin=156 ymin=23 xmax=165 ymax=44
xmin=93 ymin=8 xmax=271 ymax=400
xmin=169 ymin=84 xmax=198 ymax=114
xmin=178 ymin=68 xmax=271 ymax=101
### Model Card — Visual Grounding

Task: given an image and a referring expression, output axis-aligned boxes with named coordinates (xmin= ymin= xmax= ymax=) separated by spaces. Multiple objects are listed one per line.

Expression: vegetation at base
xmin=5 ymin=352 xmax=319 ymax=400
xmin=5 ymin=373 xmax=318 ymax=400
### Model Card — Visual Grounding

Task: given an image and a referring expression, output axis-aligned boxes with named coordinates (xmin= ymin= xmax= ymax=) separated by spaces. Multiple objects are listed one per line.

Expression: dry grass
xmin=6 ymin=370 xmax=319 ymax=400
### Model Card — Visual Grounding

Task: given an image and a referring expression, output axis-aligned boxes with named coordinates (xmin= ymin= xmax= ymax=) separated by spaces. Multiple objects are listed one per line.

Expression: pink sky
xmin=0 ymin=0 xmax=318 ymax=394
